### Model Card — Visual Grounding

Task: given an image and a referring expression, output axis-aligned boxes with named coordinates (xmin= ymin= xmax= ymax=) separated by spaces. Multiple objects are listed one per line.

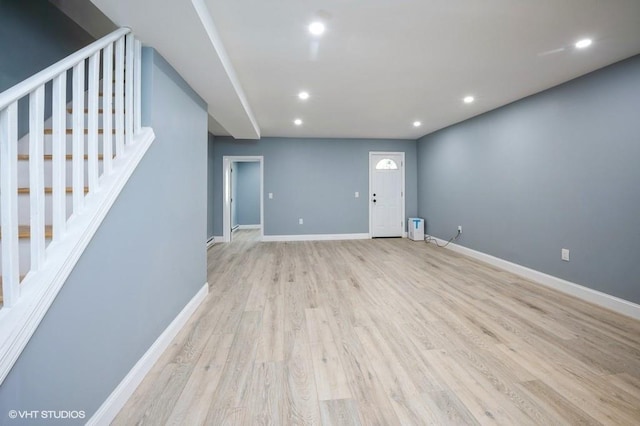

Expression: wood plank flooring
xmin=114 ymin=230 xmax=640 ymax=425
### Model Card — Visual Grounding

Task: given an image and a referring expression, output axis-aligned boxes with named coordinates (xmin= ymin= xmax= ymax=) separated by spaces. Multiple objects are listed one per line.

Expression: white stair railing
xmin=0 ymin=27 xmax=153 ymax=383
xmin=0 ymin=27 xmax=139 ymax=307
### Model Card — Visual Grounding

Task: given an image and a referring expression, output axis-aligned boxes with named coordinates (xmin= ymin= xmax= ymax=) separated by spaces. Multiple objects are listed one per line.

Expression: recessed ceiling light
xmin=575 ymin=38 xmax=592 ymax=49
xmin=308 ymin=22 xmax=325 ymax=36
xmin=294 ymin=118 xmax=303 ymax=126
xmin=413 ymin=121 xmax=422 ymax=127
xmin=463 ymin=96 xmax=475 ymax=104
xmin=298 ymin=91 xmax=310 ymax=100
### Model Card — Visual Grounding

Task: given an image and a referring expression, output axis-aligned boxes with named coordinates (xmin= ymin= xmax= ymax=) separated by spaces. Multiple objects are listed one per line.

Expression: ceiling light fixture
xmin=308 ymin=22 xmax=325 ymax=36
xmin=575 ymin=38 xmax=592 ymax=49
xmin=298 ymin=91 xmax=310 ymax=100
xmin=413 ymin=121 xmax=422 ymax=127
xmin=463 ymin=96 xmax=475 ymax=104
xmin=294 ymin=118 xmax=303 ymax=126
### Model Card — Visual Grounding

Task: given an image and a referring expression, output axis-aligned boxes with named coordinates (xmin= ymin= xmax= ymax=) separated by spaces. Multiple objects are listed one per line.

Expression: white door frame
xmin=223 ymin=156 xmax=264 ymax=243
xmin=368 ymin=151 xmax=405 ymax=238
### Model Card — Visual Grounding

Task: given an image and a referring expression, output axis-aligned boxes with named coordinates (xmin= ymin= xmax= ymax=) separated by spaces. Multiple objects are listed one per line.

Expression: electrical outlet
xmin=299 ymin=218 xmax=303 ymax=225
xmin=355 ymin=191 xmax=359 ymax=198
xmin=268 ymin=193 xmax=273 ymax=199
xmin=561 ymin=248 xmax=570 ymax=262
xmin=458 ymin=225 xmax=462 ymax=234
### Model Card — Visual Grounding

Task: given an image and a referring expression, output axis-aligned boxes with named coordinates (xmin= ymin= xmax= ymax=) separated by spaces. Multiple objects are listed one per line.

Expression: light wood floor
xmin=114 ymin=233 xmax=640 ymax=425
xmin=231 ymin=228 xmax=262 ymax=242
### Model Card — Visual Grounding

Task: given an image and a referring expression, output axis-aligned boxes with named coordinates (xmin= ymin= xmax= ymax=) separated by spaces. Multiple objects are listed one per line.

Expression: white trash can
xmin=408 ymin=218 xmax=424 ymax=241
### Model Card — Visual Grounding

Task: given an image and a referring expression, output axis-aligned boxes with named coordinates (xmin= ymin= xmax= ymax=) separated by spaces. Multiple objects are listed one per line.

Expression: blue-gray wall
xmin=417 ymin=54 xmax=640 ymax=304
xmin=0 ymin=0 xmax=95 ymax=137
xmin=211 ymin=137 xmax=417 ymax=236
xmin=0 ymin=48 xmax=208 ymax=423
xmin=0 ymin=0 xmax=94 ymax=91
xmin=236 ymin=161 xmax=261 ymax=226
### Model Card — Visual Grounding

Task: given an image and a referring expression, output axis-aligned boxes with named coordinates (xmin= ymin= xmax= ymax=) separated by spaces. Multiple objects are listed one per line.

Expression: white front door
xmin=370 ymin=152 xmax=404 ymax=238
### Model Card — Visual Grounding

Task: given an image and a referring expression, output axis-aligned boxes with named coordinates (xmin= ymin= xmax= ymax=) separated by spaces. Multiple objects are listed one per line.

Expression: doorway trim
xmin=368 ymin=151 xmax=405 ymax=238
xmin=223 ymin=156 xmax=264 ymax=243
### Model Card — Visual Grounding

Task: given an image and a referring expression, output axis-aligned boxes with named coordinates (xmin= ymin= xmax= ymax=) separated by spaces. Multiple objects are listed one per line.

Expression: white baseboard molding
xmin=430 ymin=237 xmax=640 ymax=320
xmin=206 ymin=237 xmax=215 ymax=248
xmin=238 ymin=224 xmax=261 ymax=230
xmin=262 ymin=233 xmax=370 ymax=242
xmin=88 ymin=283 xmax=209 ymax=426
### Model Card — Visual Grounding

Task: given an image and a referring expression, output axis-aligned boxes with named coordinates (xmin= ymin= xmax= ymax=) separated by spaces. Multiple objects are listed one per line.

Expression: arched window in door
xmin=375 ymin=158 xmax=398 ymax=170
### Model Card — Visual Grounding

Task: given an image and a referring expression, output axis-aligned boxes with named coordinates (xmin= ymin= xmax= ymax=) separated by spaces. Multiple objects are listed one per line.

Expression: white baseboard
xmin=206 ymin=237 xmax=215 ymax=248
xmin=238 ymin=224 xmax=261 ymax=230
xmin=262 ymin=233 xmax=370 ymax=242
xmin=87 ymin=283 xmax=209 ymax=425
xmin=430 ymin=237 xmax=640 ymax=320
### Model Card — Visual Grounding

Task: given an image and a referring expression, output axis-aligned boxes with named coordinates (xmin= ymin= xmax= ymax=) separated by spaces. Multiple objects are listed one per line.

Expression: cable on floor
xmin=425 ymin=230 xmax=460 ymax=248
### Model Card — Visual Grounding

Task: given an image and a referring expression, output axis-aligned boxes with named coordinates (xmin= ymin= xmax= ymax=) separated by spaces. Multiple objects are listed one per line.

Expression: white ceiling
xmin=91 ymin=0 xmax=640 ymax=140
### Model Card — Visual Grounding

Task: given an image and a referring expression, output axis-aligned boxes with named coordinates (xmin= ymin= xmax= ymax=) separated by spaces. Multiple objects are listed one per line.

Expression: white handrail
xmin=0 ymin=27 xmax=130 ymax=109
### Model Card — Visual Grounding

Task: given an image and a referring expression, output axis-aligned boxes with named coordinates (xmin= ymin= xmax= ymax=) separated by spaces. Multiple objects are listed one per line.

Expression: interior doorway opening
xmin=223 ymin=156 xmax=264 ymax=242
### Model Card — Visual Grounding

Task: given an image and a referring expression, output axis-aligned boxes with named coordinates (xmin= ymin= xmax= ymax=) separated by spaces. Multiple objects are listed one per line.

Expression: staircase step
xmin=0 ymin=275 xmax=26 ymax=305
xmin=18 ymin=133 xmax=115 ymax=155
xmin=0 ymin=225 xmax=53 ymax=239
xmin=0 ymin=276 xmax=25 ymax=283
xmin=67 ymin=108 xmax=117 ymax=114
xmin=12 ymin=187 xmax=77 ymax=227
xmin=17 ymin=154 xmax=106 ymax=161
xmin=17 ymin=157 xmax=106 ymax=188
xmin=17 ymin=187 xmax=89 ymax=195
xmin=43 ymin=129 xmax=117 ymax=135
